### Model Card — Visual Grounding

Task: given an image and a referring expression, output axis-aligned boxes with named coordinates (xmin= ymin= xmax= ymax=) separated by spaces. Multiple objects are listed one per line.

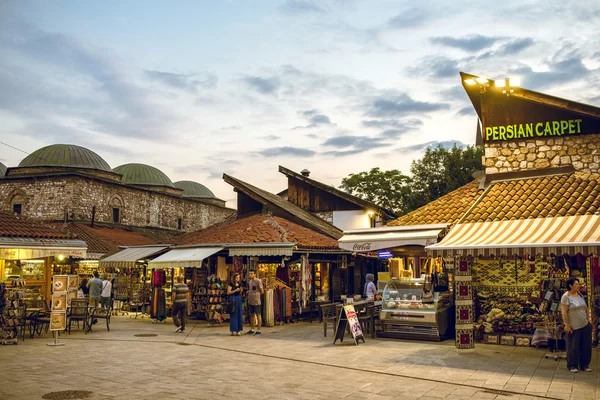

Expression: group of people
xmin=168 ymin=270 xmax=264 ymax=336
xmin=80 ymin=271 xmax=112 ymax=309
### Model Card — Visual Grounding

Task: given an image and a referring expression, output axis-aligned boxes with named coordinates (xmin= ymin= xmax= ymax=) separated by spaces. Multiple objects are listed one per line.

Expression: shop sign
xmin=352 ymin=242 xmax=372 ymax=251
xmin=0 ymin=248 xmax=86 ymax=260
xmin=377 ymin=250 xmax=393 ymax=259
xmin=333 ymin=304 xmax=365 ymax=346
xmin=485 ymin=118 xmax=590 ymax=142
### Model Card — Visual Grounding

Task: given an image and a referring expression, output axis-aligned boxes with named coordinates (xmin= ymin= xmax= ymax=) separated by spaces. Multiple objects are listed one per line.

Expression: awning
xmin=427 ymin=215 xmax=600 ymax=257
xmin=99 ymin=246 xmax=169 ymax=268
xmin=228 ymin=243 xmax=295 ymax=257
xmin=0 ymin=238 xmax=88 ymax=260
xmin=338 ymin=224 xmax=448 ymax=252
xmin=148 ymin=247 xmax=223 ymax=269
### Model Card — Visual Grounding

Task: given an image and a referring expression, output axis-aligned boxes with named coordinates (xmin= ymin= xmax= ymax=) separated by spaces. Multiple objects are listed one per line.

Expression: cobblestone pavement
xmin=1 ymin=316 xmax=598 ymax=400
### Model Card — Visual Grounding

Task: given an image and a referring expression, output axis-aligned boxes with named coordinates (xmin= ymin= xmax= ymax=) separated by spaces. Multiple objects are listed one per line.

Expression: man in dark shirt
xmin=171 ymin=275 xmax=189 ymax=333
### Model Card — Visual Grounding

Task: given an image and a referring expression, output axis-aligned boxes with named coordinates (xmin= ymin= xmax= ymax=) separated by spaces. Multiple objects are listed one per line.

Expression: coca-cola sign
xmin=353 ymin=242 xmax=372 ymax=251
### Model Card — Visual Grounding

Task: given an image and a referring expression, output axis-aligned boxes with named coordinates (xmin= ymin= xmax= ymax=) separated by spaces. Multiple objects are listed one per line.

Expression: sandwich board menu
xmin=333 ymin=304 xmax=365 ymax=345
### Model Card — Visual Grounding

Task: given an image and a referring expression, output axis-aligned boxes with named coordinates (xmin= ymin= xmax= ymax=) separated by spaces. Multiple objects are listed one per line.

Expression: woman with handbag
xmin=227 ymin=273 xmax=244 ymax=336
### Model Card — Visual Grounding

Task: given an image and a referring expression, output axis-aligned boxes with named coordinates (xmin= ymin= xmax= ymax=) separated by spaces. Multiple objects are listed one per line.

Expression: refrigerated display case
xmin=379 ymin=278 xmax=454 ymax=341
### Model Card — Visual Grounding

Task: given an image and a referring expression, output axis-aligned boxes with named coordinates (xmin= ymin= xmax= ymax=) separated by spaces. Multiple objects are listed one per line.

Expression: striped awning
xmin=427 ymin=215 xmax=600 ymax=257
xmin=228 ymin=243 xmax=295 ymax=257
xmin=0 ymin=238 xmax=87 ymax=260
xmin=148 ymin=247 xmax=223 ymax=269
xmin=99 ymin=246 xmax=169 ymax=268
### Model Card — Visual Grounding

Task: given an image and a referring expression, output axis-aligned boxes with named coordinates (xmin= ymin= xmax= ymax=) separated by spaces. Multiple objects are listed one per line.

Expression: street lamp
xmin=494 ymin=77 xmax=521 ymax=96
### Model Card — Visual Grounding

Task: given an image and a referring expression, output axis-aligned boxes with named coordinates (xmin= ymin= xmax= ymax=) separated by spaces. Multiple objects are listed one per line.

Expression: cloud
xmin=408 ymin=56 xmax=460 ymax=79
xmin=258 ymin=147 xmax=316 ymax=157
xmin=362 ymin=119 xmax=403 ymax=129
xmin=144 ymin=70 xmax=217 ymax=93
xmin=457 ymin=107 xmax=475 ymax=116
xmin=262 ymin=135 xmax=280 ymax=140
xmin=242 ymin=76 xmax=281 ymax=94
xmin=507 ymin=52 xmax=594 ymax=90
xmin=478 ymin=37 xmax=535 ymax=59
xmin=171 ymin=158 xmax=242 ymax=180
xmin=306 ymin=133 xmax=319 ymax=139
xmin=366 ymin=95 xmax=450 ymax=117
xmin=323 ymin=149 xmax=368 ymax=157
xmin=280 ymin=0 xmax=325 ymax=14
xmin=294 ymin=109 xmax=334 ymax=129
xmin=430 ymin=35 xmax=503 ymax=52
xmin=387 ymin=8 xmax=429 ymax=29
xmin=322 ymin=135 xmax=388 ymax=149
xmin=220 ymin=125 xmax=242 ymax=131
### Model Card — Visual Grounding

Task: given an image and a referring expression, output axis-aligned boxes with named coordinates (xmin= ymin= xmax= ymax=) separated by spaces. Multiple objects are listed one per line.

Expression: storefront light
xmin=57 ymin=255 xmax=65 ymax=261
xmin=464 ymin=78 xmax=477 ymax=85
xmin=475 ymin=77 xmax=489 ymax=84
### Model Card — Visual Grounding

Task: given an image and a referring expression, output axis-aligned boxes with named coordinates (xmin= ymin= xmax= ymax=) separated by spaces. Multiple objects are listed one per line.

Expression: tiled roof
xmin=223 ymin=174 xmax=343 ymax=239
xmin=387 ymin=179 xmax=483 ymax=226
xmin=0 ymin=212 xmax=74 ymax=239
xmin=54 ymin=223 xmax=159 ymax=255
xmin=174 ymin=214 xmax=340 ymax=249
xmin=463 ymin=172 xmax=600 ymax=223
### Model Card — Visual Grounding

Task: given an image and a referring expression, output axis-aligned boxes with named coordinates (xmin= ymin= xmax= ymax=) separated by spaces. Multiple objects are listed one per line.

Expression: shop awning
xmin=0 ymin=238 xmax=88 ymax=260
xmin=427 ymin=215 xmax=600 ymax=257
xmin=99 ymin=245 xmax=169 ymax=268
xmin=148 ymin=247 xmax=223 ymax=269
xmin=228 ymin=243 xmax=296 ymax=257
xmin=338 ymin=224 xmax=448 ymax=252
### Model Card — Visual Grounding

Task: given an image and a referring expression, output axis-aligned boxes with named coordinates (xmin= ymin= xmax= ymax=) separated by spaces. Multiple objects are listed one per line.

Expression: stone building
xmin=0 ymin=144 xmax=234 ymax=234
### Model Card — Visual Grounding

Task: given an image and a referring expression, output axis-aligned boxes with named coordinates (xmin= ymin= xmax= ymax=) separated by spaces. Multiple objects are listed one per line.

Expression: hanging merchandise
xmin=299 ymin=255 xmax=311 ymax=313
xmin=152 ymin=270 xmax=166 ymax=287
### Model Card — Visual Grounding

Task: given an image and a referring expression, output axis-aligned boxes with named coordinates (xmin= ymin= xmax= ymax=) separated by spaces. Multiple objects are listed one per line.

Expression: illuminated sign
xmin=377 ymin=250 xmax=393 ymax=259
xmin=485 ymin=119 xmax=583 ymax=142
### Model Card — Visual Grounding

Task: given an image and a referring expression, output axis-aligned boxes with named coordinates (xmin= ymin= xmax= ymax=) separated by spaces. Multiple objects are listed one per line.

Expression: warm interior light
xmin=464 ymin=78 xmax=476 ymax=85
xmin=367 ymin=210 xmax=375 ymax=216
xmin=475 ymin=77 xmax=489 ymax=84
xmin=495 ymin=80 xmax=506 ymax=88
xmin=57 ymin=255 xmax=65 ymax=261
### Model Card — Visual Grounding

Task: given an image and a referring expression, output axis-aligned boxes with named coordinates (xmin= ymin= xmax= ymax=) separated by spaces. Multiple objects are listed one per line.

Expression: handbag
xmin=226 ymin=298 xmax=235 ymax=314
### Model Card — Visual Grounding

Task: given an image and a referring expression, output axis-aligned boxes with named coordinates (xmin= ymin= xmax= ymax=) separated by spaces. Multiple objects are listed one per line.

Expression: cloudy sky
xmin=1 ymin=1 xmax=599 ymax=206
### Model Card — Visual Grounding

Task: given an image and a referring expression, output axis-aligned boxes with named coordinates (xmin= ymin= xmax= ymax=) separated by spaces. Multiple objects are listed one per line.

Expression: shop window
xmin=177 ymin=218 xmax=183 ymax=230
xmin=112 ymin=208 xmax=120 ymax=223
xmin=13 ymin=204 xmax=22 ymax=215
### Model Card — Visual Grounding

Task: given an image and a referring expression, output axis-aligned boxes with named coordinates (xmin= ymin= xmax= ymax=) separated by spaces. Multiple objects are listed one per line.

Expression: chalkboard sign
xmin=333 ymin=304 xmax=365 ymax=345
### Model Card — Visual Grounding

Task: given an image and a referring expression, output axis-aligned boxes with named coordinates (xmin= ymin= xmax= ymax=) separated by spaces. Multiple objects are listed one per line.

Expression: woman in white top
xmin=364 ymin=273 xmax=377 ymax=299
xmin=560 ymin=277 xmax=592 ymax=373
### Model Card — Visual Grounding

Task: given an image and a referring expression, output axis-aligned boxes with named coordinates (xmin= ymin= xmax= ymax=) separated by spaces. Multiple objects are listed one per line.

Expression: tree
xmin=340 ymin=168 xmax=413 ymax=215
xmin=340 ymin=145 xmax=484 ymax=215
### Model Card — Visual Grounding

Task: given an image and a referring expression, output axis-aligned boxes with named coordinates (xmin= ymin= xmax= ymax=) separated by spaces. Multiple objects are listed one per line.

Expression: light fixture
xmin=57 ymin=255 xmax=65 ymax=261
xmin=475 ymin=77 xmax=489 ymax=84
xmin=367 ymin=210 xmax=375 ymax=216
xmin=464 ymin=78 xmax=477 ymax=85
xmin=495 ymin=77 xmax=521 ymax=96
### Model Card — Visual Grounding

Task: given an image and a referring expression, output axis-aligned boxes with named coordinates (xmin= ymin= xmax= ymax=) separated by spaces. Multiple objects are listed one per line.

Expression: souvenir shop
xmin=97 ymin=245 xmax=170 ymax=315
xmin=428 ymin=215 xmax=600 ymax=349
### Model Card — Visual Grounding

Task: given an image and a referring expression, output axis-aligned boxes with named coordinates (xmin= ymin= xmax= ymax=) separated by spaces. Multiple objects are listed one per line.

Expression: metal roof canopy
xmin=338 ymin=224 xmax=448 ymax=252
xmin=228 ymin=242 xmax=296 ymax=257
xmin=99 ymin=245 xmax=169 ymax=268
xmin=0 ymin=238 xmax=87 ymax=260
xmin=148 ymin=247 xmax=223 ymax=269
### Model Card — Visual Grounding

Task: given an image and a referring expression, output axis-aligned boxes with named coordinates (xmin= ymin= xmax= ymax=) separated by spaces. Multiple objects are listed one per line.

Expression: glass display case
xmin=379 ymin=278 xmax=454 ymax=341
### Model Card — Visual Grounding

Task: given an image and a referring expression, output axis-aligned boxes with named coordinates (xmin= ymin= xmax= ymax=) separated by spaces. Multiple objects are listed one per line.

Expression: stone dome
xmin=18 ymin=144 xmax=112 ymax=172
xmin=113 ymin=163 xmax=174 ymax=187
xmin=174 ymin=180 xmax=216 ymax=198
xmin=0 ymin=161 xmax=6 ymax=177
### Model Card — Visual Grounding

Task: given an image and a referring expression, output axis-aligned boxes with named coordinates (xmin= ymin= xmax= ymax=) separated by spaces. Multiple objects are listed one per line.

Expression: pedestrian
xmin=87 ymin=271 xmax=102 ymax=308
xmin=171 ymin=275 xmax=189 ymax=333
xmin=561 ymin=277 xmax=592 ymax=373
xmin=246 ymin=270 xmax=264 ymax=335
xmin=364 ymin=273 xmax=377 ymax=299
xmin=227 ymin=273 xmax=243 ymax=336
xmin=100 ymin=274 xmax=112 ymax=309
xmin=80 ymin=275 xmax=90 ymax=298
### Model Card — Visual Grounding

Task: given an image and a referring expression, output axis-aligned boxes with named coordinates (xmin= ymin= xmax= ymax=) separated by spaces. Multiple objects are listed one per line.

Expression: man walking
xmin=87 ymin=271 xmax=102 ymax=308
xmin=246 ymin=270 xmax=264 ymax=335
xmin=171 ymin=275 xmax=189 ymax=333
xmin=100 ymin=274 xmax=112 ymax=309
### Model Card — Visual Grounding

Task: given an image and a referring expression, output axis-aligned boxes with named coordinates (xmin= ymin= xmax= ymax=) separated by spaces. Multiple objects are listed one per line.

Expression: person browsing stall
xmin=100 ymin=274 xmax=112 ymax=309
xmin=171 ymin=275 xmax=189 ymax=333
xmin=87 ymin=271 xmax=102 ymax=308
xmin=364 ymin=273 xmax=377 ymax=299
xmin=561 ymin=277 xmax=592 ymax=373
xmin=246 ymin=270 xmax=264 ymax=335
xmin=227 ymin=273 xmax=244 ymax=336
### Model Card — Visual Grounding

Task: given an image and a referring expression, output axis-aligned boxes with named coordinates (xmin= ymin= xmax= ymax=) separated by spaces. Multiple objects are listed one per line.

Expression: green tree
xmin=340 ymin=145 xmax=483 ymax=215
xmin=340 ymin=168 xmax=413 ymax=215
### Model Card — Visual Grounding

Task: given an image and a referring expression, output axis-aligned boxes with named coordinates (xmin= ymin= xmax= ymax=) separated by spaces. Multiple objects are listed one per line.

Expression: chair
xmin=68 ymin=300 xmax=90 ymax=334
xmin=320 ymin=303 xmax=339 ymax=337
xmin=15 ymin=306 xmax=38 ymax=340
xmin=358 ymin=303 xmax=382 ymax=339
xmin=90 ymin=300 xmax=112 ymax=332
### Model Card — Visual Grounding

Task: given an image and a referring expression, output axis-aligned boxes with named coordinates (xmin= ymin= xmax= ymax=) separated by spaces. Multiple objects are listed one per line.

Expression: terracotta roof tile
xmin=387 ymin=179 xmax=483 ymax=226
xmin=0 ymin=212 xmax=74 ymax=239
xmin=462 ymin=172 xmax=600 ymax=223
xmin=173 ymin=214 xmax=339 ymax=250
xmin=52 ymin=223 xmax=159 ymax=255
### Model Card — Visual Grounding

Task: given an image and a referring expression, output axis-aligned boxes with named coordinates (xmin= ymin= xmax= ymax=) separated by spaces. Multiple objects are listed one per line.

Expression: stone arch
xmin=109 ymin=195 xmax=125 ymax=223
xmin=7 ymin=189 xmax=27 ymax=214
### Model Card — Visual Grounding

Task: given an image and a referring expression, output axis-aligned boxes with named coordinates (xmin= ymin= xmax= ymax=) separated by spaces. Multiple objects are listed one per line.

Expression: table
xmin=309 ymin=300 xmax=330 ymax=323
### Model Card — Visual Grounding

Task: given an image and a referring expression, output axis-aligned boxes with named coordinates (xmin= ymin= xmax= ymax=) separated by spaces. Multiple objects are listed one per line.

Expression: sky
xmin=1 ymin=0 xmax=599 ymax=207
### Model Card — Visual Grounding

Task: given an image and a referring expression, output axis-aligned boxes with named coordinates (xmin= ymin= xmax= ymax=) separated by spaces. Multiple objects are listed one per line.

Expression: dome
xmin=113 ymin=163 xmax=174 ymax=187
xmin=174 ymin=180 xmax=216 ymax=198
xmin=0 ymin=161 xmax=6 ymax=177
xmin=18 ymin=144 xmax=112 ymax=172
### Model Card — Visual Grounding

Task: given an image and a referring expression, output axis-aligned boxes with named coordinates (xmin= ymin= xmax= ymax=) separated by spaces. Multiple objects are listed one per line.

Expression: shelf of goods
xmin=379 ymin=279 xmax=454 ymax=341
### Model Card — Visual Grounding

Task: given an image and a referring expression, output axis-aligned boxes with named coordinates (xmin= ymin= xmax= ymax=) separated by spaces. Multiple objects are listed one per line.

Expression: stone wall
xmin=0 ymin=175 xmax=233 ymax=232
xmin=483 ymin=134 xmax=600 ymax=174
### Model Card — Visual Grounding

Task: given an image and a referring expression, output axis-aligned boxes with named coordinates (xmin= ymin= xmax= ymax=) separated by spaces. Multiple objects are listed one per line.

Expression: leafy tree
xmin=340 ymin=168 xmax=413 ymax=215
xmin=340 ymin=145 xmax=483 ymax=215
